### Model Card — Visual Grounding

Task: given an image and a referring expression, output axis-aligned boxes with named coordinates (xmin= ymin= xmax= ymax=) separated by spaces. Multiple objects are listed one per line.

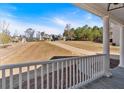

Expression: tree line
xmin=63 ymin=24 xmax=103 ymax=43
xmin=0 ymin=20 xmax=103 ymax=44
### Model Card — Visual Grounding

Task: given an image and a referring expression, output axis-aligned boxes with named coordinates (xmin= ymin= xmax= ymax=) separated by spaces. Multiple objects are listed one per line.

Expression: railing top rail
xmin=0 ymin=54 xmax=106 ymax=70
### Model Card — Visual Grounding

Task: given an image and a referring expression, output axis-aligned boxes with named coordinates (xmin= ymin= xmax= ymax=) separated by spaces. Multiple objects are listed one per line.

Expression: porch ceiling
xmin=74 ymin=3 xmax=124 ymax=25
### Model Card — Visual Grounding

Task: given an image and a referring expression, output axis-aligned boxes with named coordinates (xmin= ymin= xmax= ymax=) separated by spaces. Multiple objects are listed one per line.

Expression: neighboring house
xmin=43 ymin=34 xmax=50 ymax=40
xmin=40 ymin=32 xmax=45 ymax=40
xmin=21 ymin=37 xmax=27 ymax=43
xmin=12 ymin=35 xmax=27 ymax=43
xmin=36 ymin=32 xmax=51 ymax=40
xmin=110 ymin=22 xmax=121 ymax=46
xmin=36 ymin=31 xmax=63 ymax=41
xmin=12 ymin=36 xmax=21 ymax=43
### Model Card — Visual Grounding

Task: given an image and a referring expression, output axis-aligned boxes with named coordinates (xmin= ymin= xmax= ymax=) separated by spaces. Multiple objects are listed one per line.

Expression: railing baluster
xmin=0 ymin=54 xmax=106 ymax=89
xmin=94 ymin=56 xmax=96 ymax=78
xmin=98 ymin=56 xmax=100 ymax=75
xmin=98 ymin=56 xmax=100 ymax=74
xmin=91 ymin=56 xmax=93 ymax=79
xmin=97 ymin=56 xmax=98 ymax=76
xmin=96 ymin=56 xmax=98 ymax=75
xmin=101 ymin=56 xmax=103 ymax=74
xmin=85 ymin=57 xmax=87 ymax=83
xmin=93 ymin=56 xmax=95 ymax=78
xmin=87 ymin=57 xmax=89 ymax=81
xmin=47 ymin=64 xmax=49 ymax=89
xmin=89 ymin=57 xmax=91 ymax=80
xmin=2 ymin=69 xmax=6 ymax=89
xmin=88 ymin=57 xmax=90 ymax=80
xmin=27 ymin=66 xmax=30 ymax=89
xmin=57 ymin=62 xmax=59 ymax=89
xmin=87 ymin=58 xmax=90 ymax=80
xmin=82 ymin=58 xmax=84 ymax=82
xmin=101 ymin=55 xmax=102 ymax=72
xmin=98 ymin=56 xmax=99 ymax=72
xmin=66 ymin=61 xmax=68 ymax=88
xmin=91 ymin=56 xmax=93 ymax=80
xmin=10 ymin=68 xmax=13 ymax=89
xmin=34 ymin=65 xmax=37 ymax=89
xmin=76 ymin=59 xmax=78 ymax=84
xmin=94 ymin=56 xmax=96 ymax=77
xmin=92 ymin=56 xmax=94 ymax=79
xmin=69 ymin=60 xmax=72 ymax=87
xmin=103 ymin=55 xmax=106 ymax=73
xmin=41 ymin=65 xmax=44 ymax=89
xmin=100 ymin=56 xmax=102 ymax=73
xmin=96 ymin=57 xmax=98 ymax=77
xmin=86 ymin=57 xmax=88 ymax=81
xmin=90 ymin=57 xmax=92 ymax=80
xmin=79 ymin=58 xmax=81 ymax=83
xmin=95 ymin=56 xmax=97 ymax=77
xmin=52 ymin=63 xmax=54 ymax=89
xmin=102 ymin=55 xmax=104 ymax=73
xmin=95 ymin=56 xmax=97 ymax=74
xmin=100 ymin=56 xmax=102 ymax=74
xmin=73 ymin=59 xmax=75 ymax=87
xmin=19 ymin=67 xmax=22 ymax=89
xmin=61 ymin=62 xmax=63 ymax=89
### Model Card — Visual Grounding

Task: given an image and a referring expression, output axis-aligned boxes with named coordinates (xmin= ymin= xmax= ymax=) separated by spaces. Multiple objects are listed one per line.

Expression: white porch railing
xmin=0 ymin=54 xmax=106 ymax=89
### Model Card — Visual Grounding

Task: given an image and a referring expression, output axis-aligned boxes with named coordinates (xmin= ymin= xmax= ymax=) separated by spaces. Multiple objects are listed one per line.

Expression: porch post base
xmin=119 ymin=65 xmax=124 ymax=68
xmin=104 ymin=71 xmax=112 ymax=77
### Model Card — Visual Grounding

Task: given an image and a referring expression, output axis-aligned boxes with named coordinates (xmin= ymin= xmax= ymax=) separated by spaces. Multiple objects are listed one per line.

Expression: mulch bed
xmin=110 ymin=59 xmax=119 ymax=69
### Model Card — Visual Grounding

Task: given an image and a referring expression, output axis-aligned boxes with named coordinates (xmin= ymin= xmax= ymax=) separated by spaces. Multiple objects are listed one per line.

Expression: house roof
xmin=74 ymin=3 xmax=124 ymax=25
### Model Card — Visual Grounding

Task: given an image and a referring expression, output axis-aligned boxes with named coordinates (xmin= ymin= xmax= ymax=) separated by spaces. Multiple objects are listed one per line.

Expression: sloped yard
xmin=0 ymin=41 xmax=75 ymax=65
xmin=60 ymin=41 xmax=119 ymax=54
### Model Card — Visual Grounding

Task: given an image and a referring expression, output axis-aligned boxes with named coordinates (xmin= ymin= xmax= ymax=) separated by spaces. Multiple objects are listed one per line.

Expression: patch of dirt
xmin=1 ymin=41 xmax=75 ymax=65
xmin=60 ymin=41 xmax=119 ymax=54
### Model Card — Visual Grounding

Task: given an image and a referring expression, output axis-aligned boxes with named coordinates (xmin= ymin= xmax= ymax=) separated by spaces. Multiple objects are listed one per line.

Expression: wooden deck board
xmin=80 ymin=67 xmax=124 ymax=89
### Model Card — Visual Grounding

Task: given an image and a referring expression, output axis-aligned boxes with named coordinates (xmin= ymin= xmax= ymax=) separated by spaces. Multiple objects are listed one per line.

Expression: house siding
xmin=110 ymin=23 xmax=120 ymax=46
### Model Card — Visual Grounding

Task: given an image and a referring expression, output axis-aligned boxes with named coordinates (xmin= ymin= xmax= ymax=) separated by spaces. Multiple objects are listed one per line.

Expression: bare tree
xmin=63 ymin=24 xmax=73 ymax=40
xmin=64 ymin=24 xmax=71 ymax=32
xmin=0 ymin=20 xmax=10 ymax=35
xmin=0 ymin=20 xmax=11 ymax=45
xmin=13 ymin=30 xmax=18 ymax=37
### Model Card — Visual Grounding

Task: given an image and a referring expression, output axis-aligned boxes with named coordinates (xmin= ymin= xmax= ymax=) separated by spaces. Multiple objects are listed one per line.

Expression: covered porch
xmin=0 ymin=3 xmax=124 ymax=89
xmin=75 ymin=3 xmax=124 ymax=68
xmin=75 ymin=3 xmax=124 ymax=89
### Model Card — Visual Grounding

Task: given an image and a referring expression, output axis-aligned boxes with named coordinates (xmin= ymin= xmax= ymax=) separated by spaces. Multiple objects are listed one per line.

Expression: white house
xmin=110 ymin=22 xmax=121 ymax=46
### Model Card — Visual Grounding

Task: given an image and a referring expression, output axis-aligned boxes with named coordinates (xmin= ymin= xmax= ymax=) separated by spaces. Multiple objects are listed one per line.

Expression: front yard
xmin=60 ymin=41 xmax=119 ymax=54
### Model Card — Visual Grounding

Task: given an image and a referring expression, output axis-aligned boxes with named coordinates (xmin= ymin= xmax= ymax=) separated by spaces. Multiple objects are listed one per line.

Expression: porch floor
xmin=80 ymin=67 xmax=124 ymax=89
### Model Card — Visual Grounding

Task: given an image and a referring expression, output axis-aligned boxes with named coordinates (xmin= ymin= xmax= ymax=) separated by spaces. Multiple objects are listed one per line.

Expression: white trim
xmin=0 ymin=54 xmax=106 ymax=89
xmin=74 ymin=3 xmax=124 ymax=25
xmin=119 ymin=25 xmax=124 ymax=67
xmin=103 ymin=15 xmax=112 ymax=77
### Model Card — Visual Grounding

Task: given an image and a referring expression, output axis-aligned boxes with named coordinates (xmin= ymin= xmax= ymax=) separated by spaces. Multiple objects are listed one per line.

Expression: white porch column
xmin=103 ymin=15 xmax=112 ymax=77
xmin=119 ymin=25 xmax=124 ymax=67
